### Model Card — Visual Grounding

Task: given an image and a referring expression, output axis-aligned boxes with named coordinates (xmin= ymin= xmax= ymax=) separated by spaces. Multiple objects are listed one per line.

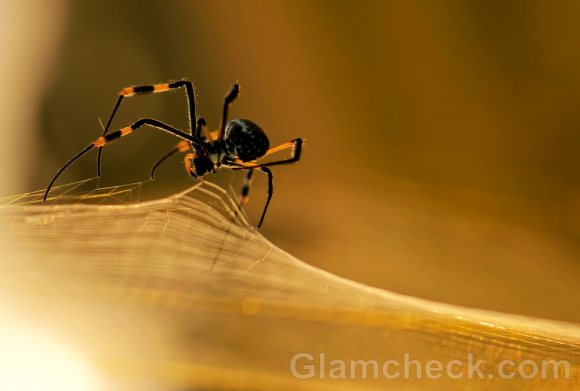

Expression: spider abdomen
xmin=224 ymin=119 xmax=270 ymax=161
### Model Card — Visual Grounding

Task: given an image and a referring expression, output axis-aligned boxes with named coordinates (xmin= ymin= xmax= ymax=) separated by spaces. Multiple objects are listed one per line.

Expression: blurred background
xmin=1 ymin=1 xmax=579 ymax=322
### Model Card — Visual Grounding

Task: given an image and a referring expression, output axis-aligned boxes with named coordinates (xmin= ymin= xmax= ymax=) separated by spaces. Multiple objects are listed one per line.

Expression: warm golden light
xmin=0 ymin=322 xmax=99 ymax=391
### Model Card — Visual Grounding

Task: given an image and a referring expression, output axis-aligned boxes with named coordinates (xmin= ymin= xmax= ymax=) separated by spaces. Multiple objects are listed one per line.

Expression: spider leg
xmin=216 ymin=83 xmax=240 ymax=163
xmin=150 ymin=140 xmax=191 ymax=180
xmin=44 ymin=118 xmax=196 ymax=201
xmin=149 ymin=118 xmax=210 ymax=180
xmin=231 ymin=166 xmax=274 ymax=228
xmin=256 ymin=167 xmax=273 ymax=227
xmin=239 ymin=169 xmax=254 ymax=206
xmin=197 ymin=118 xmax=214 ymax=144
xmin=97 ymin=79 xmax=198 ymax=176
xmin=226 ymin=138 xmax=302 ymax=227
xmin=234 ymin=138 xmax=303 ymax=169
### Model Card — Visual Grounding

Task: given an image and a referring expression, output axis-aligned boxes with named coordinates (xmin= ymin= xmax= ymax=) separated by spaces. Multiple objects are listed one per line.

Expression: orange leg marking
xmin=153 ymin=83 xmax=169 ymax=92
xmin=93 ymin=137 xmax=106 ymax=147
xmin=92 ymin=126 xmax=133 ymax=147
xmin=177 ymin=140 xmax=190 ymax=152
xmin=264 ymin=141 xmax=295 ymax=157
xmin=120 ymin=87 xmax=135 ymax=97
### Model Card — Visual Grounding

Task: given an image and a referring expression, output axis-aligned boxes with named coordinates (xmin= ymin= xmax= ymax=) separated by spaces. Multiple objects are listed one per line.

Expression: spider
xmin=43 ymin=80 xmax=303 ymax=227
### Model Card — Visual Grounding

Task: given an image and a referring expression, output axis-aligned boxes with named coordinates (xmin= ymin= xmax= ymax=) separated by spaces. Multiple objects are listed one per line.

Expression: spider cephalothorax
xmin=44 ymin=81 xmax=302 ymax=227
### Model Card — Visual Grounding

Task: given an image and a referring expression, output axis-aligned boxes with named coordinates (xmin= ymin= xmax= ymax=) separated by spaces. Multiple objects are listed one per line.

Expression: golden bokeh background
xmin=2 ymin=1 xmax=579 ymax=322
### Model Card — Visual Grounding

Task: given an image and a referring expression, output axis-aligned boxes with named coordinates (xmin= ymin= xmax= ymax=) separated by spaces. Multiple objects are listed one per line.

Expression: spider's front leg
xmin=44 ymin=118 xmax=196 ymax=202
xmin=98 ymin=80 xmax=198 ymax=176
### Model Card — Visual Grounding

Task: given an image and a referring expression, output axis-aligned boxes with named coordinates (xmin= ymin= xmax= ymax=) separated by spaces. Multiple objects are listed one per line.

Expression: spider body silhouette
xmin=43 ymin=81 xmax=303 ymax=227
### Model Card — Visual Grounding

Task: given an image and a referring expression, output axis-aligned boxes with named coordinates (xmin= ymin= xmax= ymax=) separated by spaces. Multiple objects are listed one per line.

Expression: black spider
xmin=43 ymin=81 xmax=303 ymax=227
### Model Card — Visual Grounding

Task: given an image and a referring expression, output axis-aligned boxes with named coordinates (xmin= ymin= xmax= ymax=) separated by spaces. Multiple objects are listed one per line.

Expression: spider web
xmin=2 ymin=178 xmax=144 ymax=206
xmin=0 ymin=181 xmax=579 ymax=390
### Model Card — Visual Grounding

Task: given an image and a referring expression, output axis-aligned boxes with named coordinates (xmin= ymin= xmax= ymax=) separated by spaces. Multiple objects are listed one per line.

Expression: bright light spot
xmin=0 ymin=323 xmax=99 ymax=391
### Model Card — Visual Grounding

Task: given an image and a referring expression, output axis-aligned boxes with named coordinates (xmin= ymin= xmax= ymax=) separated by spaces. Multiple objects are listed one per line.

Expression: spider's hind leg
xmin=257 ymin=167 xmax=273 ymax=228
xmin=240 ymin=169 xmax=254 ymax=206
xmin=233 ymin=166 xmax=273 ymax=228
